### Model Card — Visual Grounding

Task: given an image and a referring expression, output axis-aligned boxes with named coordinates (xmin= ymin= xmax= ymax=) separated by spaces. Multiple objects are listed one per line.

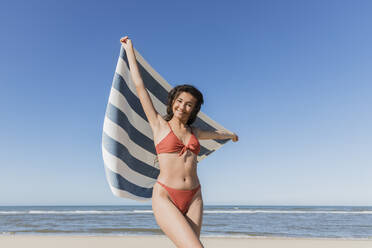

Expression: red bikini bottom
xmin=156 ymin=181 xmax=201 ymax=215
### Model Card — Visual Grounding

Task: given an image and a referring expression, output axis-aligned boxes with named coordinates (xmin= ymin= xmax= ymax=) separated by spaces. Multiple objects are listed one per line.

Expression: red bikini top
xmin=155 ymin=122 xmax=200 ymax=156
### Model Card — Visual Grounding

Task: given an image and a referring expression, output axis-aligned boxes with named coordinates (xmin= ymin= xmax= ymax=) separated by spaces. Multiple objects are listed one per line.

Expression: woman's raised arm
xmin=120 ymin=36 xmax=161 ymax=130
xmin=194 ymin=128 xmax=239 ymax=142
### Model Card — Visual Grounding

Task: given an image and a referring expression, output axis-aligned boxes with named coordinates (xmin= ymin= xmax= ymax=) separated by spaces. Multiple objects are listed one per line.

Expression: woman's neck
xmin=169 ymin=117 xmax=188 ymax=130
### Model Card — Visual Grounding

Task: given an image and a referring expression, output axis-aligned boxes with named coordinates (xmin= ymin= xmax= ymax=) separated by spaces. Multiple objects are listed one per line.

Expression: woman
xmin=120 ymin=36 xmax=238 ymax=248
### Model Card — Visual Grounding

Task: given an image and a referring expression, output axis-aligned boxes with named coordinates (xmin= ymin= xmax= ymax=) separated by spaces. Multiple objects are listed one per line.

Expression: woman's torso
xmin=154 ymin=120 xmax=200 ymax=189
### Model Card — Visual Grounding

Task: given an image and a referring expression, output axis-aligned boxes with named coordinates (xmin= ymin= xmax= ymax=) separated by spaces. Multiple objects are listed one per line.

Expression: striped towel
xmin=102 ymin=47 xmax=231 ymax=201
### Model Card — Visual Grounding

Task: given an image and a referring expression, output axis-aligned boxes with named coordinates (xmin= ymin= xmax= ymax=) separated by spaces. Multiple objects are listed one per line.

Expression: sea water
xmin=1 ymin=205 xmax=372 ymax=239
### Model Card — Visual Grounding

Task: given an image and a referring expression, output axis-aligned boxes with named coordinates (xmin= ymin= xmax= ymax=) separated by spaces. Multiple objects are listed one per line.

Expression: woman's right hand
xmin=120 ymin=36 xmax=133 ymax=50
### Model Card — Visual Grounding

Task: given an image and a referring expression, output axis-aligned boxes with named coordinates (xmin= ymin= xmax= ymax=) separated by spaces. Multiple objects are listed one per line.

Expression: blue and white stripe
xmin=102 ymin=47 xmax=230 ymax=201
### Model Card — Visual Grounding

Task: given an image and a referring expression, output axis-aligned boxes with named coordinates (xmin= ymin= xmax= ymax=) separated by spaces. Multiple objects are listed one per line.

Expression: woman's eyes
xmin=177 ymin=99 xmax=192 ymax=107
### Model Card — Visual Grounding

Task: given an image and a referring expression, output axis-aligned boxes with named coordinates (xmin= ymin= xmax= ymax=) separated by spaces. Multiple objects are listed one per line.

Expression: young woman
xmin=120 ymin=36 xmax=238 ymax=248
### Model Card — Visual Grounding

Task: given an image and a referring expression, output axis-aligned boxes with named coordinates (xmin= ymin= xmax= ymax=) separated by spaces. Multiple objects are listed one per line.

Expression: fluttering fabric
xmin=102 ymin=47 xmax=230 ymax=201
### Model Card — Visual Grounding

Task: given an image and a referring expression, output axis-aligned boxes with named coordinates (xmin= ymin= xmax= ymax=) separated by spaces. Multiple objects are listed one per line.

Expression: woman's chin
xmin=173 ymin=111 xmax=182 ymax=117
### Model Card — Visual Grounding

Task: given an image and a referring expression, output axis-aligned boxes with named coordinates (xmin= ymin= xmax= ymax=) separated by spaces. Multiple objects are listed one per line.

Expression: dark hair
xmin=164 ymin=84 xmax=204 ymax=125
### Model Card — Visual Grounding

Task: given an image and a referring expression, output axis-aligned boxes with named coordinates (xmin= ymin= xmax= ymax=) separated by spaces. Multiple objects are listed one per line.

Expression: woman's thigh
xmin=185 ymin=189 xmax=203 ymax=237
xmin=152 ymin=183 xmax=204 ymax=248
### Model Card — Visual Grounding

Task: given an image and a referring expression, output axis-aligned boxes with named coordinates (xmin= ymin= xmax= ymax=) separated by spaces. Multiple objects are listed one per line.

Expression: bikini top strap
xmin=167 ymin=121 xmax=195 ymax=138
xmin=167 ymin=121 xmax=172 ymax=132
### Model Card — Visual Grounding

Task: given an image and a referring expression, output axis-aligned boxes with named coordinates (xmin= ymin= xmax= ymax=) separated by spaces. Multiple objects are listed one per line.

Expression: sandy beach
xmin=1 ymin=235 xmax=372 ymax=248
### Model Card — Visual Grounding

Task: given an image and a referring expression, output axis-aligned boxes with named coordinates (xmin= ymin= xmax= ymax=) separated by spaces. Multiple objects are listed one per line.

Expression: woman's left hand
xmin=231 ymin=133 xmax=239 ymax=142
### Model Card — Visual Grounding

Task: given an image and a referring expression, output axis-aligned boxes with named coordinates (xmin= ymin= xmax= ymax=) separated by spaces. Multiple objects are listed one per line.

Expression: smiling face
xmin=172 ymin=91 xmax=198 ymax=122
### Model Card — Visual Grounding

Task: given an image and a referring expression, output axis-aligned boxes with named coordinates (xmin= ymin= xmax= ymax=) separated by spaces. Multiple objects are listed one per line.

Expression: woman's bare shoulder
xmin=191 ymin=125 xmax=200 ymax=137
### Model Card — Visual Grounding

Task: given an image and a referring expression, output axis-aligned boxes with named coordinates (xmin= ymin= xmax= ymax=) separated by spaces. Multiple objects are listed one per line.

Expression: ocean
xmin=1 ymin=205 xmax=372 ymax=239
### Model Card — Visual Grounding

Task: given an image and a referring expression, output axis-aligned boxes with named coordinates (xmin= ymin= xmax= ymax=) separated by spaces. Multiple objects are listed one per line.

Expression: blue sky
xmin=1 ymin=0 xmax=371 ymax=206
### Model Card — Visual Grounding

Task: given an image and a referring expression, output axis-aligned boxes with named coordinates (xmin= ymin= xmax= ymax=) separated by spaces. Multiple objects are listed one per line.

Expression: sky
xmin=1 ymin=0 xmax=371 ymax=206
